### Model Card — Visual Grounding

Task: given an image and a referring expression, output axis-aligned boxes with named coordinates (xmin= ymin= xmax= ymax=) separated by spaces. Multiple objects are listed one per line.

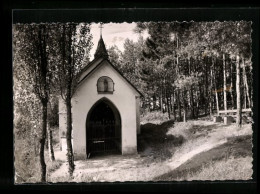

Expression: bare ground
xmin=49 ymin=119 xmax=253 ymax=182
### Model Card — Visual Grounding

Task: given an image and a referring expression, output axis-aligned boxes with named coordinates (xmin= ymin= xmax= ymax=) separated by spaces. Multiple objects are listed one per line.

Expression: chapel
xmin=59 ymin=32 xmax=142 ymax=160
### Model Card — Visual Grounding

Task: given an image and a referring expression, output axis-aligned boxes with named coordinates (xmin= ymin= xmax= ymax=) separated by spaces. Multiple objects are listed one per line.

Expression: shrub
xmin=141 ymin=111 xmax=169 ymax=124
xmin=14 ymin=138 xmax=41 ymax=183
xmin=47 ymin=159 xmax=63 ymax=174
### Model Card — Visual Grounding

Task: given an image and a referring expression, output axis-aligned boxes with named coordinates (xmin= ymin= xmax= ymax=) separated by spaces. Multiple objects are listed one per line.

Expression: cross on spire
xmin=94 ymin=22 xmax=108 ymax=59
xmin=99 ymin=22 xmax=104 ymax=37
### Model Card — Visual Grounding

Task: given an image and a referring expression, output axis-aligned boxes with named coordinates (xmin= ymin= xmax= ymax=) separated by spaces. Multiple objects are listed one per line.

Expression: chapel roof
xmin=75 ymin=34 xmax=143 ymax=97
xmin=77 ymin=59 xmax=143 ymax=97
xmin=94 ymin=35 xmax=109 ymax=59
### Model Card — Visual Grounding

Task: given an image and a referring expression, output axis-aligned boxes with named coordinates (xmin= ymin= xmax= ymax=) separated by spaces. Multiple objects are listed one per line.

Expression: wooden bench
xmin=218 ymin=108 xmax=251 ymax=115
xmin=214 ymin=108 xmax=252 ymax=125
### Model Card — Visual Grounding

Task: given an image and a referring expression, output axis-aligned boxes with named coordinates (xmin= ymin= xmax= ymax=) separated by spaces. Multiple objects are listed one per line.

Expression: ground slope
xmin=49 ymin=119 xmax=253 ymax=182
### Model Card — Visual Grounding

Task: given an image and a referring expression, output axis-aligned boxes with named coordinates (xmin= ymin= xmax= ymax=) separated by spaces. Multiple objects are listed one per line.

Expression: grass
xmin=154 ymin=134 xmax=253 ymax=181
xmin=139 ymin=113 xmax=253 ymax=181
xmin=141 ymin=111 xmax=169 ymax=125
xmin=46 ymin=112 xmax=253 ymax=182
xmin=49 ymin=175 xmax=72 ymax=182
xmin=16 ymin=126 xmax=64 ymax=183
xmin=46 ymin=159 xmax=63 ymax=174
xmin=165 ymin=119 xmax=252 ymax=160
xmin=138 ymin=120 xmax=184 ymax=162
xmin=44 ymin=133 xmax=64 ymax=180
xmin=15 ymin=153 xmax=64 ymax=183
xmin=182 ymin=156 xmax=253 ymax=181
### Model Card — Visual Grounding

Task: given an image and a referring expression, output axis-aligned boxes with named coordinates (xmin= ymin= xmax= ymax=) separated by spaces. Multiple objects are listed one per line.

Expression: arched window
xmin=97 ymin=76 xmax=114 ymax=94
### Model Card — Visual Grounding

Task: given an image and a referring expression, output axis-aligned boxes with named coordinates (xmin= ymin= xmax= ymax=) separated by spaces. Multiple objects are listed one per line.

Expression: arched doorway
xmin=86 ymin=98 xmax=121 ymax=158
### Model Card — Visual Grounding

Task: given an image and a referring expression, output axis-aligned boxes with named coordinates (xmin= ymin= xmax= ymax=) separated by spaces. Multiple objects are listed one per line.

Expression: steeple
xmin=94 ymin=36 xmax=109 ymax=59
xmin=94 ymin=23 xmax=109 ymax=59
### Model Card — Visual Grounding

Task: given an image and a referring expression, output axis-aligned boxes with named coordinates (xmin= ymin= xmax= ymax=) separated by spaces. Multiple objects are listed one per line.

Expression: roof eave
xmin=75 ymin=58 xmax=144 ymax=97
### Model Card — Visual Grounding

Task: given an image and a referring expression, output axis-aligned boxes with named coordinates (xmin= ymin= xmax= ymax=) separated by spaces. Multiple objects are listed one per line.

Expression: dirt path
xmin=165 ymin=120 xmax=252 ymax=171
xmin=49 ymin=121 xmax=252 ymax=182
xmin=50 ymin=153 xmax=172 ymax=182
xmin=166 ymin=138 xmax=227 ymax=170
xmin=50 ymin=138 xmax=228 ymax=182
xmin=50 ymin=138 xmax=229 ymax=182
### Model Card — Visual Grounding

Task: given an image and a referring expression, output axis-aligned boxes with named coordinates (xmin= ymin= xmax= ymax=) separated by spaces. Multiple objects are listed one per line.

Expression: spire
xmin=94 ymin=23 xmax=109 ymax=59
xmin=99 ymin=22 xmax=103 ymax=37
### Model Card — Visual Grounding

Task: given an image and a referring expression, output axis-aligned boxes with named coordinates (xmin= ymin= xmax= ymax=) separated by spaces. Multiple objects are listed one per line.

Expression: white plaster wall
xmin=136 ymin=96 xmax=141 ymax=134
xmin=71 ymin=60 xmax=140 ymax=159
xmin=60 ymin=137 xmax=74 ymax=152
xmin=58 ymin=98 xmax=67 ymax=151
xmin=59 ymin=98 xmax=74 ymax=151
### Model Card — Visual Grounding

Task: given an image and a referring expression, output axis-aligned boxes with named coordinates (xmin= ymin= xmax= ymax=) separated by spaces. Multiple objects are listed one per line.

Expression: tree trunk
xmin=176 ymin=89 xmax=182 ymax=121
xmin=204 ymin=57 xmax=209 ymax=115
xmin=182 ymin=90 xmax=187 ymax=122
xmin=166 ymin=89 xmax=171 ymax=120
xmin=244 ymin=83 xmax=247 ymax=109
xmin=190 ymin=87 xmax=195 ymax=119
xmin=195 ymin=90 xmax=199 ymax=118
xmin=160 ymin=83 xmax=163 ymax=112
xmin=152 ymin=95 xmax=156 ymax=111
xmin=198 ymin=85 xmax=203 ymax=117
xmin=223 ymin=53 xmax=227 ymax=111
xmin=242 ymin=57 xmax=251 ymax=108
xmin=45 ymin=133 xmax=49 ymax=149
xmin=66 ymin=99 xmax=75 ymax=177
xmin=149 ymin=97 xmax=152 ymax=112
xmin=175 ymin=54 xmax=182 ymax=121
xmin=215 ymin=89 xmax=219 ymax=116
xmin=188 ymin=57 xmax=194 ymax=119
xmin=213 ymin=58 xmax=219 ymax=115
xmin=47 ymin=123 xmax=55 ymax=161
xmin=169 ymin=90 xmax=173 ymax=113
xmin=172 ymin=91 xmax=176 ymax=120
xmin=159 ymin=95 xmax=162 ymax=112
xmin=236 ymin=55 xmax=242 ymax=127
xmin=39 ymin=99 xmax=47 ymax=182
xmin=230 ymin=61 xmax=235 ymax=109
xmin=209 ymin=67 xmax=213 ymax=116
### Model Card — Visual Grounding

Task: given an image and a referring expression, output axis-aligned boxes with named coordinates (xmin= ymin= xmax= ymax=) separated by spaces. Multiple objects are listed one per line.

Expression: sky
xmin=89 ymin=22 xmax=149 ymax=60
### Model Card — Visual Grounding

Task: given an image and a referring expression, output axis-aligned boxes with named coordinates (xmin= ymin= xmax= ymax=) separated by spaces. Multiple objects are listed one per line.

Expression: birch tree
xmin=52 ymin=23 xmax=93 ymax=177
xmin=13 ymin=24 xmax=53 ymax=182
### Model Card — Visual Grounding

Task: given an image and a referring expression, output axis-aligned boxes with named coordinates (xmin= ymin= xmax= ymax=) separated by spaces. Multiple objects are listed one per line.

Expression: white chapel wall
xmin=58 ymin=97 xmax=74 ymax=152
xmin=136 ymin=96 xmax=141 ymax=135
xmin=58 ymin=98 xmax=66 ymax=151
xmin=71 ymin=60 xmax=140 ymax=159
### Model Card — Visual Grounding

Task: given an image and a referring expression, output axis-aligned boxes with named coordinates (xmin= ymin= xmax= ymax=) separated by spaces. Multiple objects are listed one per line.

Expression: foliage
xmin=48 ymin=95 xmax=59 ymax=127
xmin=13 ymin=21 xmax=253 ymax=182
xmin=51 ymin=22 xmax=93 ymax=177
xmin=13 ymin=24 xmax=53 ymax=101
xmin=51 ymin=23 xmax=93 ymax=100
xmin=14 ymin=145 xmax=40 ymax=183
xmin=107 ymin=45 xmax=122 ymax=69
xmin=13 ymin=23 xmax=55 ymax=182
xmin=132 ymin=21 xmax=252 ymax=121
xmin=140 ymin=111 xmax=169 ymax=124
xmin=13 ymin=80 xmax=42 ymax=183
xmin=47 ymin=159 xmax=63 ymax=174
xmin=13 ymin=22 xmax=93 ymax=182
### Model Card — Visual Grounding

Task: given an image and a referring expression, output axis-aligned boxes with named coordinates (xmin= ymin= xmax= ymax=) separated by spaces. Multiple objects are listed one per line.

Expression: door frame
xmin=86 ymin=97 xmax=122 ymax=158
